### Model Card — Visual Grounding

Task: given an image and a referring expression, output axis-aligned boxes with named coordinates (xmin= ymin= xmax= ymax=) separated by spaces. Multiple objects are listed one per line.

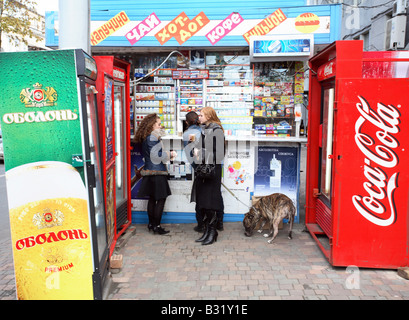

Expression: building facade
xmin=311 ymin=0 xmax=409 ymax=50
xmin=1 ymin=5 xmax=46 ymax=52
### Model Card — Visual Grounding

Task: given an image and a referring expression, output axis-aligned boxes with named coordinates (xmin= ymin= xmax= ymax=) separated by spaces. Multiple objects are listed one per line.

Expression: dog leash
xmin=221 ymin=182 xmax=252 ymax=209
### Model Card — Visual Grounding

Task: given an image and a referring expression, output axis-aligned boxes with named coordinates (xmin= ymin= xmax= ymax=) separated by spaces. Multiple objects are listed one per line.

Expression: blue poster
xmin=104 ymin=77 xmax=114 ymax=163
xmin=253 ymin=39 xmax=311 ymax=56
xmin=254 ymin=146 xmax=299 ymax=222
xmin=130 ymin=142 xmax=146 ymax=199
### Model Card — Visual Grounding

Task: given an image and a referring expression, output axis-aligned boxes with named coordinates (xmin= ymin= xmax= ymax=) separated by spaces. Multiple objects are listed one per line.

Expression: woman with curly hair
xmin=133 ymin=113 xmax=176 ymax=235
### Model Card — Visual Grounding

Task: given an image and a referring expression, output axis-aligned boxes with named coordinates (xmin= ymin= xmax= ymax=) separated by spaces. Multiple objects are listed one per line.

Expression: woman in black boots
xmin=133 ymin=114 xmax=176 ymax=235
xmin=193 ymin=107 xmax=225 ymax=245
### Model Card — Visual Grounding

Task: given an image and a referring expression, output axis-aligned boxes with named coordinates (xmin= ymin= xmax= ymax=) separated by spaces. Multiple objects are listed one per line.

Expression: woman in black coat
xmin=194 ymin=107 xmax=225 ymax=245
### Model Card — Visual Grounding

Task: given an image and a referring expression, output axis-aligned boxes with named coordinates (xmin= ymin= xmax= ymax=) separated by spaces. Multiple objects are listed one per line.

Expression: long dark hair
xmin=133 ymin=113 xmax=159 ymax=144
xmin=185 ymin=111 xmax=199 ymax=127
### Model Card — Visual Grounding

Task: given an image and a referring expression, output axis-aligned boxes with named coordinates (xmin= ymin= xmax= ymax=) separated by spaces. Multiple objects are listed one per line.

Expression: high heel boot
xmin=202 ymin=211 xmax=218 ymax=246
xmin=195 ymin=214 xmax=208 ymax=242
xmin=153 ymin=225 xmax=169 ymax=235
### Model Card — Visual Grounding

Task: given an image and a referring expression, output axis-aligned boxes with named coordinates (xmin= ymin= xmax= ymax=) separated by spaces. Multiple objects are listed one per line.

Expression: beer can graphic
xmin=6 ymin=161 xmax=94 ymax=300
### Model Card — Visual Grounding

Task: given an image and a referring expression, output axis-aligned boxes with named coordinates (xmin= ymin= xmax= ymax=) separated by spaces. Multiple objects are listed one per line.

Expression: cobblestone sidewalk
xmin=1 ymin=222 xmax=408 ymax=300
xmin=107 ymin=222 xmax=409 ymax=300
xmin=0 ymin=237 xmax=16 ymax=300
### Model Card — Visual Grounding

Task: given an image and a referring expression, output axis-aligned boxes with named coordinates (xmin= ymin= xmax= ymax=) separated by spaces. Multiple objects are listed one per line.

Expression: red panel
xmin=305 ymin=69 xmax=322 ymax=224
xmin=316 ymin=199 xmax=332 ymax=237
xmin=93 ymin=56 xmax=132 ymax=257
xmin=332 ymin=78 xmax=409 ymax=268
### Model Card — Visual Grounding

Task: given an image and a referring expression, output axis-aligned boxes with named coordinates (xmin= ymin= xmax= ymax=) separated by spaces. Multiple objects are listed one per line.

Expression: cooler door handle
xmin=318 ymin=124 xmax=323 ymax=148
xmin=72 ymin=154 xmax=84 ymax=168
xmin=86 ymin=163 xmax=96 ymax=188
xmin=72 ymin=154 xmax=91 ymax=168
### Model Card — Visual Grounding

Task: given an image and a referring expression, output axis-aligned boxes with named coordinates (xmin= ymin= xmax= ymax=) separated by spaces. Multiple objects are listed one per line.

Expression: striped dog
xmin=243 ymin=193 xmax=295 ymax=244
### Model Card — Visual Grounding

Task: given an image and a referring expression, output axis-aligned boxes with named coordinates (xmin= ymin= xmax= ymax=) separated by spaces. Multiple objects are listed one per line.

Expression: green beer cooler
xmin=0 ymin=50 xmax=109 ymax=300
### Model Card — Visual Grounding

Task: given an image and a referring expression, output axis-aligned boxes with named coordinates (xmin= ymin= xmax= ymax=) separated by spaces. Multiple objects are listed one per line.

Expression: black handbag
xmin=195 ymin=163 xmax=215 ymax=179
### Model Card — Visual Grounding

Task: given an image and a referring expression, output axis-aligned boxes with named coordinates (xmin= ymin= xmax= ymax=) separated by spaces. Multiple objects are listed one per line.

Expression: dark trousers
xmin=148 ymin=197 xmax=166 ymax=226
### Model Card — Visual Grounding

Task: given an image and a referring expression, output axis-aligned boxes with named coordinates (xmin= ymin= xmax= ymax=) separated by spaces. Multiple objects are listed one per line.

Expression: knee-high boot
xmin=194 ymin=207 xmax=204 ymax=232
xmin=202 ymin=211 xmax=218 ymax=246
xmin=195 ymin=210 xmax=208 ymax=242
xmin=216 ymin=211 xmax=224 ymax=231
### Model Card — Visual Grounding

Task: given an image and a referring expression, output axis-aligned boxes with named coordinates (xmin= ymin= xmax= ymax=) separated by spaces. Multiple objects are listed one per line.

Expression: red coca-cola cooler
xmin=306 ymin=40 xmax=409 ymax=269
xmin=94 ymin=56 xmax=132 ymax=257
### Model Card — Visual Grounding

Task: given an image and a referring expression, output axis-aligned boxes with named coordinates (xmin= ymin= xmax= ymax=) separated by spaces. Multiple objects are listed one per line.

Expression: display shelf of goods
xmin=219 ymin=115 xmax=253 ymax=137
xmin=178 ymin=79 xmax=204 ymax=116
xmin=133 ymin=69 xmax=177 ymax=135
xmin=252 ymin=62 xmax=305 ymax=137
xmin=207 ymin=64 xmax=253 ymax=136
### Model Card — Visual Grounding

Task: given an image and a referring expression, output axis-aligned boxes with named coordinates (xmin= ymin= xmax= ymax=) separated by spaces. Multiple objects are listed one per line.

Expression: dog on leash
xmin=243 ymin=193 xmax=295 ymax=244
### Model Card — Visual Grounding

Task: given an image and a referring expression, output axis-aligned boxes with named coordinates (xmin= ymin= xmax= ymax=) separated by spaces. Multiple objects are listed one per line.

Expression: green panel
xmin=0 ymin=50 xmax=82 ymax=170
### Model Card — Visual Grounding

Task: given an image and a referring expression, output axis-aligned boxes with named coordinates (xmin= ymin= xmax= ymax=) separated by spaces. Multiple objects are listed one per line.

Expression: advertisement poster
xmin=222 ymin=141 xmax=255 ymax=214
xmin=253 ymin=38 xmax=312 ymax=57
xmin=0 ymin=50 xmax=94 ymax=299
xmin=105 ymin=167 xmax=115 ymax=247
xmin=222 ymin=143 xmax=255 ymax=215
xmin=130 ymin=142 xmax=145 ymax=200
xmin=224 ymin=144 xmax=254 ymax=192
xmin=254 ymin=146 xmax=299 ymax=222
xmin=104 ymin=76 xmax=114 ymax=164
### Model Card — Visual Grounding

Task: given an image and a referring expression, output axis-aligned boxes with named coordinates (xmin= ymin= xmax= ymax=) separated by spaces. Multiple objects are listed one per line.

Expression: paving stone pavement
xmin=0 ymin=237 xmax=16 ymax=301
xmin=107 ymin=222 xmax=409 ymax=300
xmin=1 ymin=222 xmax=408 ymax=300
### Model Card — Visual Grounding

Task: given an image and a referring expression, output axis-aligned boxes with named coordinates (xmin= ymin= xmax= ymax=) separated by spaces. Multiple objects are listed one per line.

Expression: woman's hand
xmin=170 ymin=150 xmax=177 ymax=161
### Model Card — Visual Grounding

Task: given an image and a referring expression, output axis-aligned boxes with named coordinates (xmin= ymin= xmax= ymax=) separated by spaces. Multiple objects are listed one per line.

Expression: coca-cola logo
xmin=323 ymin=62 xmax=335 ymax=77
xmin=113 ymin=67 xmax=126 ymax=81
xmin=352 ymin=96 xmax=401 ymax=227
xmin=317 ymin=60 xmax=336 ymax=81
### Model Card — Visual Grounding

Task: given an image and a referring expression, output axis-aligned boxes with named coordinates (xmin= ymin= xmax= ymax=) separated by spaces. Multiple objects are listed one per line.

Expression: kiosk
xmin=45 ymin=1 xmax=342 ymax=225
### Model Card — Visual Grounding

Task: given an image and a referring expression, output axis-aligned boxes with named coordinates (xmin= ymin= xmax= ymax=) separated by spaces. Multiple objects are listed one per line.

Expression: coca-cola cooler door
xmin=333 ymin=78 xmax=409 ymax=268
xmin=316 ymin=85 xmax=335 ymax=239
xmin=113 ymin=82 xmax=129 ymax=228
xmin=82 ymin=83 xmax=109 ymax=297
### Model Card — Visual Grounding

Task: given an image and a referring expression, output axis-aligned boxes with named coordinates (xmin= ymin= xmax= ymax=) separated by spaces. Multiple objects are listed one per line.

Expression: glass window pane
xmin=320 ymin=88 xmax=335 ymax=200
xmin=114 ymin=84 xmax=127 ymax=205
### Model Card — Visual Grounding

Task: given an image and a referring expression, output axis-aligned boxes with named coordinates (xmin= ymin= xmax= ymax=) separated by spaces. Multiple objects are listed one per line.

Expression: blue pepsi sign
xmin=253 ymin=39 xmax=311 ymax=56
xmin=250 ymin=35 xmax=314 ymax=61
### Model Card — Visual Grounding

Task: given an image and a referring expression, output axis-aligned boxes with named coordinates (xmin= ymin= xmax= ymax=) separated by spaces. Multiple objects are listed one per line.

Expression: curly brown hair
xmin=133 ymin=113 xmax=159 ymax=144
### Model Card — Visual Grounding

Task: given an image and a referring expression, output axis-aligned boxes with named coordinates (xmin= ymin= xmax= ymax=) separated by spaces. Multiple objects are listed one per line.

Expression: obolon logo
xmin=33 ymin=208 xmax=65 ymax=229
xmin=3 ymin=82 xmax=78 ymax=124
xmin=20 ymin=82 xmax=58 ymax=108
